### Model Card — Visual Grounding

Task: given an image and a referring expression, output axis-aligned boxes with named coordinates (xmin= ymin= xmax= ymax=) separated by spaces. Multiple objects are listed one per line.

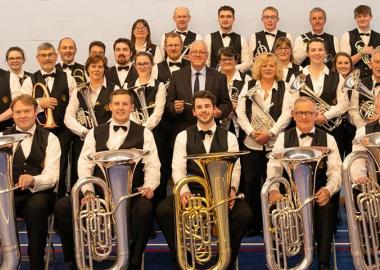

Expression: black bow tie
xmin=62 ymin=63 xmax=74 ymax=70
xmin=19 ymin=75 xmax=27 ymax=85
xmin=359 ymin=32 xmax=370 ymax=36
xmin=222 ymin=32 xmax=233 ymax=38
xmin=199 ymin=130 xmax=213 ymax=140
xmin=113 ymin=125 xmax=128 ymax=132
xmin=14 ymin=130 xmax=32 ymax=136
xmin=177 ymin=31 xmax=187 ymax=36
xmin=42 ymin=73 xmax=55 ymax=79
xmin=264 ymin=31 xmax=275 ymax=37
xmin=118 ymin=65 xmax=130 ymax=71
xmin=300 ymin=132 xmax=314 ymax=139
xmin=169 ymin=62 xmax=181 ymax=68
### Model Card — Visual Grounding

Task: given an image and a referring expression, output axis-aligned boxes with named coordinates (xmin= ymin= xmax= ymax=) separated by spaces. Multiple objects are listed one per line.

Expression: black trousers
xmin=155 ymin=195 xmax=253 ymax=270
xmin=15 ymin=189 xmax=55 ymax=270
xmin=54 ymin=195 xmax=153 ymax=269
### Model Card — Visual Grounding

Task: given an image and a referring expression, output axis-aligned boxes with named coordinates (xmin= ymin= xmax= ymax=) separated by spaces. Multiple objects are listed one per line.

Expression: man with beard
xmin=105 ymin=38 xmax=138 ymax=88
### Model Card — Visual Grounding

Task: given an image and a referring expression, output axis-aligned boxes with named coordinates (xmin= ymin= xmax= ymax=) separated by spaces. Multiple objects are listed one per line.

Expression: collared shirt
xmin=340 ymin=28 xmax=372 ymax=56
xmin=125 ymin=76 xmax=166 ymax=130
xmin=266 ymin=127 xmax=342 ymax=196
xmin=172 ymin=123 xmax=241 ymax=195
xmin=249 ymin=29 xmax=293 ymax=56
xmin=283 ymin=62 xmax=302 ymax=84
xmin=135 ymin=42 xmax=164 ymax=64
xmin=115 ymin=63 xmax=133 ymax=88
xmin=78 ymin=119 xmax=160 ymax=194
xmin=64 ymin=79 xmax=109 ymax=136
xmin=191 ymin=66 xmax=206 ymax=94
xmin=9 ymin=71 xmax=26 ymax=99
xmin=2 ymin=124 xmax=61 ymax=193
xmin=236 ymin=80 xmax=295 ymax=150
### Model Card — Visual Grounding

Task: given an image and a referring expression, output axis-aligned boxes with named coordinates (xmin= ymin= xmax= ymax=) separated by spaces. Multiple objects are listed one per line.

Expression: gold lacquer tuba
xmin=173 ymin=151 xmax=247 ymax=270
xmin=76 ymin=83 xmax=99 ymax=129
xmin=32 ymin=82 xmax=58 ymax=129
xmin=261 ymin=146 xmax=330 ymax=270
xmin=342 ymin=132 xmax=380 ymax=269
xmin=71 ymin=149 xmax=149 ymax=270
xmin=290 ymin=74 xmax=342 ymax=132
xmin=0 ymin=133 xmax=30 ymax=270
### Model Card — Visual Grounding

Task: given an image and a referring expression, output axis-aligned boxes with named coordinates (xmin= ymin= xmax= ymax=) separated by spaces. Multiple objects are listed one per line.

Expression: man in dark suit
xmin=166 ymin=40 xmax=232 ymax=138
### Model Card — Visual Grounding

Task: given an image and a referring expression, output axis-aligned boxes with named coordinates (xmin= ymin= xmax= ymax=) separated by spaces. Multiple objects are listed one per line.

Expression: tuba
xmin=342 ymin=132 xmax=380 ymax=269
xmin=0 ymin=133 xmax=30 ymax=270
xmin=32 ymin=82 xmax=58 ymax=129
xmin=173 ymin=151 xmax=247 ymax=270
xmin=71 ymin=149 xmax=149 ymax=270
xmin=76 ymin=83 xmax=99 ymax=129
xmin=255 ymin=40 xmax=268 ymax=58
xmin=355 ymin=40 xmax=371 ymax=66
xmin=290 ymin=73 xmax=342 ymax=132
xmin=261 ymin=146 xmax=330 ymax=270
xmin=128 ymin=85 xmax=155 ymax=125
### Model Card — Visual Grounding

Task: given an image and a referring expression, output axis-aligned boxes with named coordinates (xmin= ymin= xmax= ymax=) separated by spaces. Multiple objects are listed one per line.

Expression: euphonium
xmin=76 ymin=83 xmax=99 ymax=129
xmin=130 ymin=85 xmax=155 ymax=125
xmin=32 ymin=82 xmax=58 ymax=129
xmin=72 ymin=68 xmax=86 ymax=84
xmin=255 ymin=40 xmax=268 ymax=58
xmin=261 ymin=146 xmax=330 ymax=270
xmin=342 ymin=132 xmax=380 ymax=269
xmin=219 ymin=86 xmax=239 ymax=128
xmin=71 ymin=149 xmax=149 ymax=270
xmin=355 ymin=40 xmax=371 ymax=66
xmin=290 ymin=74 xmax=342 ymax=132
xmin=0 ymin=133 xmax=30 ymax=270
xmin=173 ymin=151 xmax=247 ymax=270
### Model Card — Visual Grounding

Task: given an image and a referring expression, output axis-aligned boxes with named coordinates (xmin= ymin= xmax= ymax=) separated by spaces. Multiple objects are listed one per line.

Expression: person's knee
xmin=54 ymin=196 xmax=72 ymax=217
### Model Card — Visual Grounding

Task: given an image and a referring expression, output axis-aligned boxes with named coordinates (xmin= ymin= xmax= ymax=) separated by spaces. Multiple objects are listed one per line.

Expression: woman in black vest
xmin=236 ymin=52 xmax=294 ymax=236
xmin=131 ymin=19 xmax=164 ymax=64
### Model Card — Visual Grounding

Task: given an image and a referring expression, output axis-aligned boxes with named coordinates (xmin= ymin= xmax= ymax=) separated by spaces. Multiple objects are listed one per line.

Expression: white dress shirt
xmin=135 ymin=42 xmax=164 ymax=64
xmin=236 ymin=80 xmax=295 ymax=150
xmin=115 ymin=63 xmax=134 ymax=88
xmin=172 ymin=123 xmax=241 ymax=195
xmin=78 ymin=119 xmax=160 ymax=194
xmin=340 ymin=28 xmax=372 ymax=56
xmin=2 ymin=124 xmax=61 ymax=193
xmin=266 ymin=127 xmax=342 ymax=196
xmin=125 ymin=76 xmax=166 ymax=130
xmin=204 ymin=30 xmax=251 ymax=72
xmin=9 ymin=71 xmax=26 ymax=100
xmin=283 ymin=62 xmax=302 ymax=84
xmin=249 ymin=29 xmax=293 ymax=57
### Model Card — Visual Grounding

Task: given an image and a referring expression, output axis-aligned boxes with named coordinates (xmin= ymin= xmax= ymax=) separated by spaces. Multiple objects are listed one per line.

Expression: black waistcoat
xmin=93 ymin=121 xmax=145 ymax=189
xmin=284 ymin=127 xmax=328 ymax=190
xmin=105 ymin=66 xmax=138 ymax=88
xmin=253 ymin=30 xmax=286 ymax=56
xmin=128 ymin=80 xmax=160 ymax=116
xmin=157 ymin=59 xmax=190 ymax=84
xmin=55 ymin=62 xmax=86 ymax=84
xmin=232 ymin=72 xmax=247 ymax=92
xmin=285 ymin=64 xmax=301 ymax=83
xmin=31 ymin=70 xmax=69 ymax=126
xmin=0 ymin=69 xmax=12 ymax=114
xmin=210 ymin=31 xmax=242 ymax=68
xmin=301 ymin=32 xmax=336 ymax=68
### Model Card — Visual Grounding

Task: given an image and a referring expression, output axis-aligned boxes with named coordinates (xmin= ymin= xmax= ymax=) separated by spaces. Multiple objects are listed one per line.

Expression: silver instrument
xmin=342 ymin=132 xmax=380 ymax=269
xmin=220 ymin=86 xmax=239 ymax=128
xmin=71 ymin=149 xmax=149 ymax=270
xmin=261 ymin=146 xmax=330 ymax=270
xmin=0 ymin=133 xmax=30 ymax=270
xmin=129 ymin=85 xmax=155 ymax=125
xmin=179 ymin=44 xmax=190 ymax=61
xmin=255 ymin=40 xmax=268 ymax=58
xmin=290 ymin=73 xmax=342 ymax=132
xmin=76 ymin=84 xmax=99 ymax=129
xmin=355 ymin=40 xmax=371 ymax=66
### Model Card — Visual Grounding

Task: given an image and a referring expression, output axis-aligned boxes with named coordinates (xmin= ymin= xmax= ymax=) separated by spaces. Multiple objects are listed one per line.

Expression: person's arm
xmin=323 ymin=74 xmax=349 ymax=120
xmin=293 ymin=35 xmax=307 ymax=65
xmin=348 ymin=89 xmax=367 ymax=128
xmin=236 ymin=84 xmax=254 ymax=137
xmin=64 ymin=89 xmax=89 ymax=137
xmin=171 ymin=131 xmax=190 ymax=195
xmin=204 ymin=34 xmax=212 ymax=67
xmin=141 ymin=128 xmax=161 ymax=190
xmin=270 ymin=86 xmax=295 ymax=136
xmin=227 ymin=132 xmax=241 ymax=191
xmin=67 ymin=75 xmax=77 ymax=96
xmin=350 ymin=126 xmax=369 ymax=183
xmin=266 ymin=133 xmax=285 ymax=195
xmin=78 ymin=129 xmax=97 ymax=194
xmin=216 ymin=73 xmax=233 ymax=119
xmin=143 ymin=82 xmax=166 ymax=130
xmin=153 ymin=47 xmax=164 ymax=64
xmin=165 ymin=71 xmax=182 ymax=118
xmin=324 ymin=134 xmax=342 ymax=196
xmin=235 ymin=36 xmax=251 ymax=73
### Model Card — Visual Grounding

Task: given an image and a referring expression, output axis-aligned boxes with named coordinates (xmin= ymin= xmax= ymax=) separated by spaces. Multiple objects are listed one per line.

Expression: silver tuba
xmin=129 ymin=85 xmax=155 ymax=125
xmin=71 ymin=149 xmax=149 ymax=270
xmin=342 ymin=132 xmax=380 ymax=269
xmin=261 ymin=146 xmax=330 ymax=270
xmin=290 ymin=73 xmax=342 ymax=132
xmin=355 ymin=40 xmax=371 ymax=66
xmin=0 ymin=133 xmax=30 ymax=270
xmin=76 ymin=83 xmax=99 ymax=129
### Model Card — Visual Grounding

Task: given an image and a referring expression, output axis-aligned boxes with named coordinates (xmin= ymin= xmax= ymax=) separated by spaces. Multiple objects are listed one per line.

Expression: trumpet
xmin=179 ymin=44 xmax=190 ymax=61
xmin=76 ymin=84 xmax=99 ymax=129
xmin=254 ymin=40 xmax=268 ymax=58
xmin=355 ymin=40 xmax=371 ymax=66
xmin=32 ymin=82 xmax=58 ymax=129
xmin=342 ymin=132 xmax=380 ymax=269
xmin=290 ymin=74 xmax=342 ymax=132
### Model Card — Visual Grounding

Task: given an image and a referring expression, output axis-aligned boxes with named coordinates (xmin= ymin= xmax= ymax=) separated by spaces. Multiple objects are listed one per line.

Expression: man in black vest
xmin=4 ymin=94 xmax=60 ymax=270
xmin=249 ymin=6 xmax=292 ymax=62
xmin=21 ymin=42 xmax=77 ymax=198
xmin=267 ymin=96 xmax=342 ymax=270
xmin=204 ymin=5 xmax=250 ymax=72
xmin=340 ymin=5 xmax=380 ymax=78
xmin=156 ymin=90 xmax=252 ymax=270
xmin=54 ymin=89 xmax=160 ymax=270
xmin=105 ymin=38 xmax=138 ymax=88
xmin=293 ymin=7 xmax=339 ymax=68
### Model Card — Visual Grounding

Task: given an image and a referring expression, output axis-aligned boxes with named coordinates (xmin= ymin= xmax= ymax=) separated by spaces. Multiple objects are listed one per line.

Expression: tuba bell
xmin=32 ymin=82 xmax=58 ymax=129
xmin=75 ymin=83 xmax=99 ymax=129
xmin=261 ymin=146 xmax=330 ymax=270
xmin=173 ymin=151 xmax=247 ymax=270
xmin=342 ymin=132 xmax=380 ymax=269
xmin=0 ymin=133 xmax=30 ymax=270
xmin=71 ymin=149 xmax=149 ymax=270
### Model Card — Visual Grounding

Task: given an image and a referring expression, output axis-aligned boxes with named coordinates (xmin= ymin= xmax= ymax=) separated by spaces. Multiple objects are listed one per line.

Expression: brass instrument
xmin=32 ymin=82 xmax=58 ymax=129
xmin=301 ymin=33 xmax=311 ymax=43
xmin=0 ymin=133 xmax=30 ymax=270
xmin=255 ymin=40 xmax=268 ymax=58
xmin=76 ymin=84 xmax=99 ymax=129
xmin=355 ymin=40 xmax=371 ymax=66
xmin=72 ymin=68 xmax=86 ymax=84
xmin=290 ymin=73 xmax=342 ymax=132
xmin=343 ymin=69 xmax=377 ymax=121
xmin=342 ymin=132 xmax=380 ymax=269
xmin=220 ymin=86 xmax=239 ymax=128
xmin=173 ymin=151 xmax=247 ymax=270
xmin=180 ymin=45 xmax=191 ymax=61
xmin=261 ymin=146 xmax=330 ymax=270
xmin=71 ymin=149 xmax=149 ymax=270
xmin=129 ymin=85 xmax=155 ymax=125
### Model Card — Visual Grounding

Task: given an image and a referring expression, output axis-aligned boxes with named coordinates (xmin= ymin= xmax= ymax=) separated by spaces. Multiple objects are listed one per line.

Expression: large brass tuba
xmin=76 ymin=83 xmax=99 ymax=129
xmin=0 ymin=133 xmax=30 ymax=270
xmin=173 ymin=151 xmax=247 ymax=270
xmin=290 ymin=74 xmax=342 ymax=132
xmin=342 ymin=132 xmax=380 ymax=269
xmin=71 ymin=149 xmax=149 ymax=270
xmin=32 ymin=82 xmax=58 ymax=129
xmin=261 ymin=146 xmax=330 ymax=270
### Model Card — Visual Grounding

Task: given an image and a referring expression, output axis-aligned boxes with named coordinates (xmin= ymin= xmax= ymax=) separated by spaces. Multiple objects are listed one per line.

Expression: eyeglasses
xmin=190 ymin=51 xmax=208 ymax=55
xmin=275 ymin=47 xmax=291 ymax=52
xmin=294 ymin=111 xmax=315 ymax=117
xmin=38 ymin=53 xmax=56 ymax=59
xmin=262 ymin=16 xmax=278 ymax=20
xmin=136 ymin=62 xmax=151 ymax=68
xmin=8 ymin=57 xmax=24 ymax=61
xmin=220 ymin=57 xmax=235 ymax=63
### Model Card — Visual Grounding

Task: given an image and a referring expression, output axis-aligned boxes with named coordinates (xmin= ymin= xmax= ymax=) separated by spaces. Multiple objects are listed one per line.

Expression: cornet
xmin=72 ymin=68 xmax=86 ymax=84
xmin=219 ymin=86 xmax=239 ymax=128
xmin=32 ymin=82 xmax=58 ymax=129
xmin=254 ymin=40 xmax=268 ymax=58
xmin=355 ymin=40 xmax=371 ymax=66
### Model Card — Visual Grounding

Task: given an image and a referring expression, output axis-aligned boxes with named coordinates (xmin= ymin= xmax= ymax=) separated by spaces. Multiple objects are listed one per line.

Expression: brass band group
xmin=0 ymin=3 xmax=379 ymax=270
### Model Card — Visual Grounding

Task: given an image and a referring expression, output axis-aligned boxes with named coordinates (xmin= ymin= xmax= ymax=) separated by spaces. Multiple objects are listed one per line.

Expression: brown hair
xmin=10 ymin=94 xmax=38 ymax=110
xmin=110 ymin=88 xmax=135 ymax=104
xmin=192 ymin=90 xmax=216 ymax=108
xmin=84 ymin=54 xmax=108 ymax=75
